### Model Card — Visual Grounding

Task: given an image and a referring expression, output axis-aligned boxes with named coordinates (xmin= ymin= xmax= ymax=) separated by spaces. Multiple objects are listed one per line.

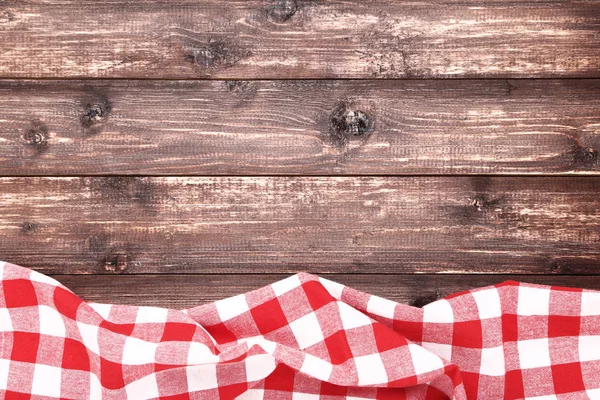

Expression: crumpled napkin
xmin=0 ymin=260 xmax=598 ymax=399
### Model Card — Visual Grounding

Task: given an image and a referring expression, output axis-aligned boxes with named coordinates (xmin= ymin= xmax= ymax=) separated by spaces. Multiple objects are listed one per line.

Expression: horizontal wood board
xmin=2 ymin=176 xmax=599 ymax=275
xmin=53 ymin=274 xmax=600 ymax=309
xmin=1 ymin=79 xmax=599 ymax=175
xmin=0 ymin=1 xmax=599 ymax=78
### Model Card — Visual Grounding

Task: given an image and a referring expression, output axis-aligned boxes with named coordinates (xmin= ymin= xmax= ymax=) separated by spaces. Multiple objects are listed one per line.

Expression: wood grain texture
xmin=53 ymin=274 xmax=600 ymax=309
xmin=2 ymin=79 xmax=600 ymax=175
xmin=2 ymin=176 xmax=599 ymax=275
xmin=1 ymin=1 xmax=599 ymax=78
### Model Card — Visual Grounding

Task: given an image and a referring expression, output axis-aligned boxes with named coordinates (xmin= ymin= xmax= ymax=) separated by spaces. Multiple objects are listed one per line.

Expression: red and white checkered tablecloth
xmin=0 ymin=260 xmax=599 ymax=399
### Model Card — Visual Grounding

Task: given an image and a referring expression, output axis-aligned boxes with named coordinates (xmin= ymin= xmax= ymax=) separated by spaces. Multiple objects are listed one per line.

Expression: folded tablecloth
xmin=0 ymin=261 xmax=599 ymax=399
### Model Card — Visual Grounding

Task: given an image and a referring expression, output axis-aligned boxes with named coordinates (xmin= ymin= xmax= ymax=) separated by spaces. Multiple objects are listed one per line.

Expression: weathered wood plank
xmin=1 ymin=176 xmax=599 ymax=275
xmin=53 ymin=274 xmax=600 ymax=309
xmin=0 ymin=1 xmax=598 ymax=78
xmin=2 ymin=79 xmax=599 ymax=175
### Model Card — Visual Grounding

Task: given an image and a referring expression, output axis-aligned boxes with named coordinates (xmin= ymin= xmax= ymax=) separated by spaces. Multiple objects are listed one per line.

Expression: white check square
xmin=423 ymin=299 xmax=454 ymax=323
xmin=125 ymin=373 xmax=159 ymax=399
xmin=89 ymin=303 xmax=112 ymax=320
xmin=122 ymin=336 xmax=158 ymax=365
xmin=355 ymin=353 xmax=388 ymax=385
xmin=517 ymin=286 xmax=550 ymax=316
xmin=187 ymin=341 xmax=219 ymax=364
xmin=0 ymin=358 xmax=9 ymax=389
xmin=517 ymin=338 xmax=551 ymax=369
xmin=472 ymin=289 xmax=502 ymax=319
xmin=319 ymin=277 xmax=344 ymax=300
xmin=245 ymin=353 xmax=277 ymax=381
xmin=90 ymin=374 xmax=102 ymax=400
xmin=135 ymin=306 xmax=169 ymax=324
xmin=579 ymin=335 xmax=600 ymax=362
xmin=186 ymin=364 xmax=218 ymax=391
xmin=586 ymin=389 xmax=600 ymax=399
xmin=237 ymin=390 xmax=265 ymax=400
xmin=271 ymin=275 xmax=302 ymax=296
xmin=480 ymin=346 xmax=505 ymax=376
xmin=0 ymin=308 xmax=12 ymax=332
xmin=300 ymin=354 xmax=332 ymax=381
xmin=31 ymin=364 xmax=61 ymax=397
xmin=367 ymin=295 xmax=397 ymax=319
xmin=215 ymin=294 xmax=250 ymax=322
xmin=290 ymin=312 xmax=324 ymax=349
xmin=408 ymin=343 xmax=445 ymax=375
xmin=339 ymin=302 xmax=373 ymax=330
xmin=78 ymin=322 xmax=100 ymax=354
xmin=581 ymin=292 xmax=600 ymax=317
xmin=39 ymin=305 xmax=66 ymax=337
xmin=29 ymin=270 xmax=59 ymax=286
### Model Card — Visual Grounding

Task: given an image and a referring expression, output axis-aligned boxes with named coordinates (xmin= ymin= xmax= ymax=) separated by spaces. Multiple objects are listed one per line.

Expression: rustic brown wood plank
xmin=52 ymin=274 xmax=600 ymax=309
xmin=2 ymin=79 xmax=600 ymax=175
xmin=0 ymin=1 xmax=598 ymax=78
xmin=2 ymin=176 xmax=599 ymax=275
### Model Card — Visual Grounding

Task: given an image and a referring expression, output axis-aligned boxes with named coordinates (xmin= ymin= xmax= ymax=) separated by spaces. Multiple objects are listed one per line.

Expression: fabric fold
xmin=0 ymin=261 xmax=598 ymax=399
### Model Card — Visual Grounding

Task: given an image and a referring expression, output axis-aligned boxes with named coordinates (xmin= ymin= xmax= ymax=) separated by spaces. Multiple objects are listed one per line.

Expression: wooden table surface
xmin=1 ymin=0 xmax=599 ymax=309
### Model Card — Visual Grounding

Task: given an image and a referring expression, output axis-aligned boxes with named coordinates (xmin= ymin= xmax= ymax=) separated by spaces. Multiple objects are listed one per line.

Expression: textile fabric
xmin=0 ymin=261 xmax=599 ymax=399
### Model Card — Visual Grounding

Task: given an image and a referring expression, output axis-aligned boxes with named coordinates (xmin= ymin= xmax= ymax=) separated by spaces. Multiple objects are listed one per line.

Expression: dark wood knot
xmin=23 ymin=120 xmax=49 ymax=154
xmin=104 ymin=252 xmax=129 ymax=273
xmin=573 ymin=146 xmax=598 ymax=166
xmin=224 ymin=80 xmax=257 ymax=97
xmin=344 ymin=110 xmax=373 ymax=136
xmin=25 ymin=131 xmax=46 ymax=145
xmin=0 ymin=10 xmax=16 ymax=23
xmin=267 ymin=0 xmax=297 ymax=22
xmin=550 ymin=261 xmax=571 ymax=274
xmin=329 ymin=102 xmax=374 ymax=148
xmin=184 ymin=38 xmax=247 ymax=70
xmin=469 ymin=196 xmax=487 ymax=211
xmin=565 ymin=136 xmax=598 ymax=169
xmin=225 ymin=80 xmax=250 ymax=93
xmin=21 ymin=221 xmax=37 ymax=234
xmin=81 ymin=103 xmax=107 ymax=127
